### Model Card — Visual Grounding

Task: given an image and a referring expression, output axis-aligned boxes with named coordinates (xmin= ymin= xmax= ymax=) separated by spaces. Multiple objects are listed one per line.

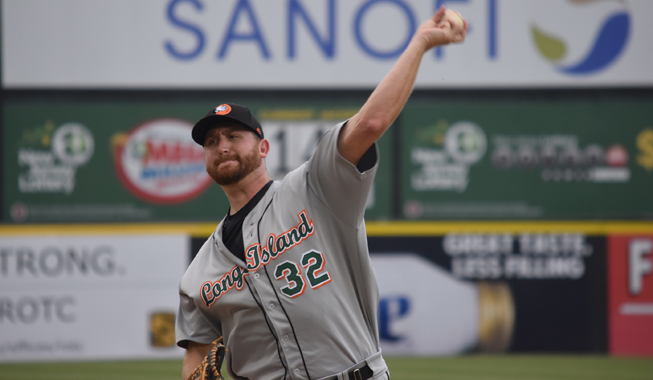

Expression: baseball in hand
xmin=445 ymin=9 xmax=465 ymax=29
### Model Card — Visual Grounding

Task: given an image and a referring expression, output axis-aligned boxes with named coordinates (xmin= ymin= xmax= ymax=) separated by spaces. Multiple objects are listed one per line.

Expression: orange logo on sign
xmin=215 ymin=104 xmax=232 ymax=115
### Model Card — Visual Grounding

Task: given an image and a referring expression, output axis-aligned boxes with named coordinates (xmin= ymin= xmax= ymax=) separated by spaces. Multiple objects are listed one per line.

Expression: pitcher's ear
xmin=259 ymin=138 xmax=270 ymax=158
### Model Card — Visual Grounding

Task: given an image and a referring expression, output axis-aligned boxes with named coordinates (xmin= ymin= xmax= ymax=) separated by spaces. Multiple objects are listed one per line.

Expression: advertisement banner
xmin=2 ymin=0 xmax=652 ymax=89
xmin=401 ymin=101 xmax=653 ymax=220
xmin=189 ymin=230 xmax=609 ymax=356
xmin=0 ymin=235 xmax=188 ymax=362
xmin=608 ymin=235 xmax=653 ymax=356
xmin=2 ymin=100 xmax=392 ymax=223
xmin=369 ymin=233 xmax=607 ymax=355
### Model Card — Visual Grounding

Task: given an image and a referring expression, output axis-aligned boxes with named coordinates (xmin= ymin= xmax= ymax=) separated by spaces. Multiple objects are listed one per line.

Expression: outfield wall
xmin=4 ymin=94 xmax=653 ymax=223
xmin=1 ymin=222 xmax=651 ymax=361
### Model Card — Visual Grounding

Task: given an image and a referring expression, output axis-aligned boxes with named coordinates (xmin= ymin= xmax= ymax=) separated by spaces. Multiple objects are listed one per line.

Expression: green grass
xmin=0 ymin=359 xmax=183 ymax=380
xmin=385 ymin=355 xmax=653 ymax=380
xmin=0 ymin=355 xmax=651 ymax=380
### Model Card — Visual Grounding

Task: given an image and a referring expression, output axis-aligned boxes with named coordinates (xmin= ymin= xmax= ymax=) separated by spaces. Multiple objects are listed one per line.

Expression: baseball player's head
xmin=192 ymin=103 xmax=269 ymax=186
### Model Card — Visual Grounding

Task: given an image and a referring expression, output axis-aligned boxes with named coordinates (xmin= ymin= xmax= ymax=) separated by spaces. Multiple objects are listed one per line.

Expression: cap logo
xmin=257 ymin=128 xmax=262 ymax=135
xmin=214 ymin=104 xmax=232 ymax=115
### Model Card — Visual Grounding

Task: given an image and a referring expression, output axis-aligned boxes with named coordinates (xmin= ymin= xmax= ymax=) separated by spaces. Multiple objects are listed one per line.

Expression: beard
xmin=207 ymin=143 xmax=262 ymax=186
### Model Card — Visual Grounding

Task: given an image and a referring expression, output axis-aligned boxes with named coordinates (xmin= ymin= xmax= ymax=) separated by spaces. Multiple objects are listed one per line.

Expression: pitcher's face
xmin=203 ymin=124 xmax=264 ymax=186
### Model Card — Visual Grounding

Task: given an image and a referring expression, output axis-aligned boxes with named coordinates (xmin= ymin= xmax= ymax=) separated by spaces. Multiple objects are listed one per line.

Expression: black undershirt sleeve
xmin=356 ymin=144 xmax=377 ymax=173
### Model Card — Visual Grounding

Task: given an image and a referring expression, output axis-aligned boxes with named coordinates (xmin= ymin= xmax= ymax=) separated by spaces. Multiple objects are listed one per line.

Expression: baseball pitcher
xmin=176 ymin=7 xmax=467 ymax=380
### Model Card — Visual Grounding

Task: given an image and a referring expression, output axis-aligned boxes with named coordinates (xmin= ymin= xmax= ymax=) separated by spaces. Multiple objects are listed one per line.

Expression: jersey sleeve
xmin=306 ymin=120 xmax=378 ymax=227
xmin=175 ymin=291 xmax=221 ymax=348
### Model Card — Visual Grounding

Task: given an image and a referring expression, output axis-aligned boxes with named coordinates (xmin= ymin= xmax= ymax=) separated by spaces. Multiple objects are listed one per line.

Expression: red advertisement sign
xmin=112 ymin=119 xmax=211 ymax=204
xmin=608 ymin=235 xmax=653 ymax=356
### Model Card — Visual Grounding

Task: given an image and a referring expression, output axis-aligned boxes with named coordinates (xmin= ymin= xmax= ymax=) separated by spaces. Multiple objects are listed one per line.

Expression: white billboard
xmin=2 ymin=0 xmax=652 ymax=88
xmin=0 ymin=235 xmax=187 ymax=362
xmin=373 ymin=254 xmax=479 ymax=356
xmin=372 ymin=253 xmax=514 ymax=356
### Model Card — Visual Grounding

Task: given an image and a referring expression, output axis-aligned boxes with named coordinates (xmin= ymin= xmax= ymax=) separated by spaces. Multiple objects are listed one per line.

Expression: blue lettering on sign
xmin=141 ymin=164 xmax=205 ymax=180
xmin=354 ymin=0 xmax=416 ymax=59
xmin=288 ymin=0 xmax=336 ymax=59
xmin=378 ymin=296 xmax=411 ymax=342
xmin=218 ymin=0 xmax=271 ymax=60
xmin=164 ymin=0 xmax=206 ymax=60
xmin=488 ymin=0 xmax=497 ymax=59
xmin=163 ymin=0 xmax=499 ymax=62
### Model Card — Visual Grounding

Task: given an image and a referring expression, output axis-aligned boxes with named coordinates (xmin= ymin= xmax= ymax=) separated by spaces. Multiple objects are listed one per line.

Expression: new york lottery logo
xmin=532 ymin=0 xmax=630 ymax=75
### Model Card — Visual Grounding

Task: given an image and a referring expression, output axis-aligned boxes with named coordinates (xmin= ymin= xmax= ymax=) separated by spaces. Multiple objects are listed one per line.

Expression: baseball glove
xmin=187 ymin=337 xmax=226 ymax=380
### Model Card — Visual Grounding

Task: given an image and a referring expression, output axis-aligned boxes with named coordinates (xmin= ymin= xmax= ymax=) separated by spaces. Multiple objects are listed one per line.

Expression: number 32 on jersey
xmin=274 ymin=250 xmax=332 ymax=298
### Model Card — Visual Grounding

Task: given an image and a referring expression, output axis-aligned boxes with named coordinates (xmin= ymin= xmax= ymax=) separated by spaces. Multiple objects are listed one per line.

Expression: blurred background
xmin=1 ymin=0 xmax=652 ymax=378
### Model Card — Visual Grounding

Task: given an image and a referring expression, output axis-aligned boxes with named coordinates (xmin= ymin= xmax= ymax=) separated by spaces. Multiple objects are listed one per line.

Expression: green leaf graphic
xmin=531 ymin=24 xmax=567 ymax=61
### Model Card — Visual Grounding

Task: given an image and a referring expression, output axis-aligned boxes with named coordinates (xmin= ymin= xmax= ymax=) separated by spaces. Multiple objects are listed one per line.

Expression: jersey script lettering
xmin=199 ymin=210 xmax=315 ymax=308
xmin=200 ymin=265 xmax=248 ymax=308
xmin=245 ymin=210 xmax=315 ymax=271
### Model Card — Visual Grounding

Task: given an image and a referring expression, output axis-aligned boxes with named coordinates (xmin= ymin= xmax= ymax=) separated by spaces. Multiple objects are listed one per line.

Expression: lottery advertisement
xmin=0 ymin=235 xmax=187 ymax=362
xmin=1 ymin=100 xmax=392 ymax=223
xmin=401 ymin=100 xmax=653 ymax=220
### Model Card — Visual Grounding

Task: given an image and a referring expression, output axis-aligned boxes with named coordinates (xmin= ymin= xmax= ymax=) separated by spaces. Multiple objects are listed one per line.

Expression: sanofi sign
xmin=2 ymin=0 xmax=651 ymax=88
xmin=164 ymin=0 xmax=494 ymax=61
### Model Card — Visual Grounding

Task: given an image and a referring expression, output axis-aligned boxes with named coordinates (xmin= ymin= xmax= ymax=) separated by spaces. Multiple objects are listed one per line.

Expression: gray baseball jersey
xmin=176 ymin=121 xmax=389 ymax=380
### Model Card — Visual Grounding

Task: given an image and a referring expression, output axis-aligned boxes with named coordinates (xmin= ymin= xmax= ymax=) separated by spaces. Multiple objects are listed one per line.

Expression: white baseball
xmin=446 ymin=9 xmax=465 ymax=29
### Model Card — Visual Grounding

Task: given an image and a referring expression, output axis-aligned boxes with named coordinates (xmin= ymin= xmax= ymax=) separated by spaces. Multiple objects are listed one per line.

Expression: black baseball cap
xmin=192 ymin=103 xmax=263 ymax=145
